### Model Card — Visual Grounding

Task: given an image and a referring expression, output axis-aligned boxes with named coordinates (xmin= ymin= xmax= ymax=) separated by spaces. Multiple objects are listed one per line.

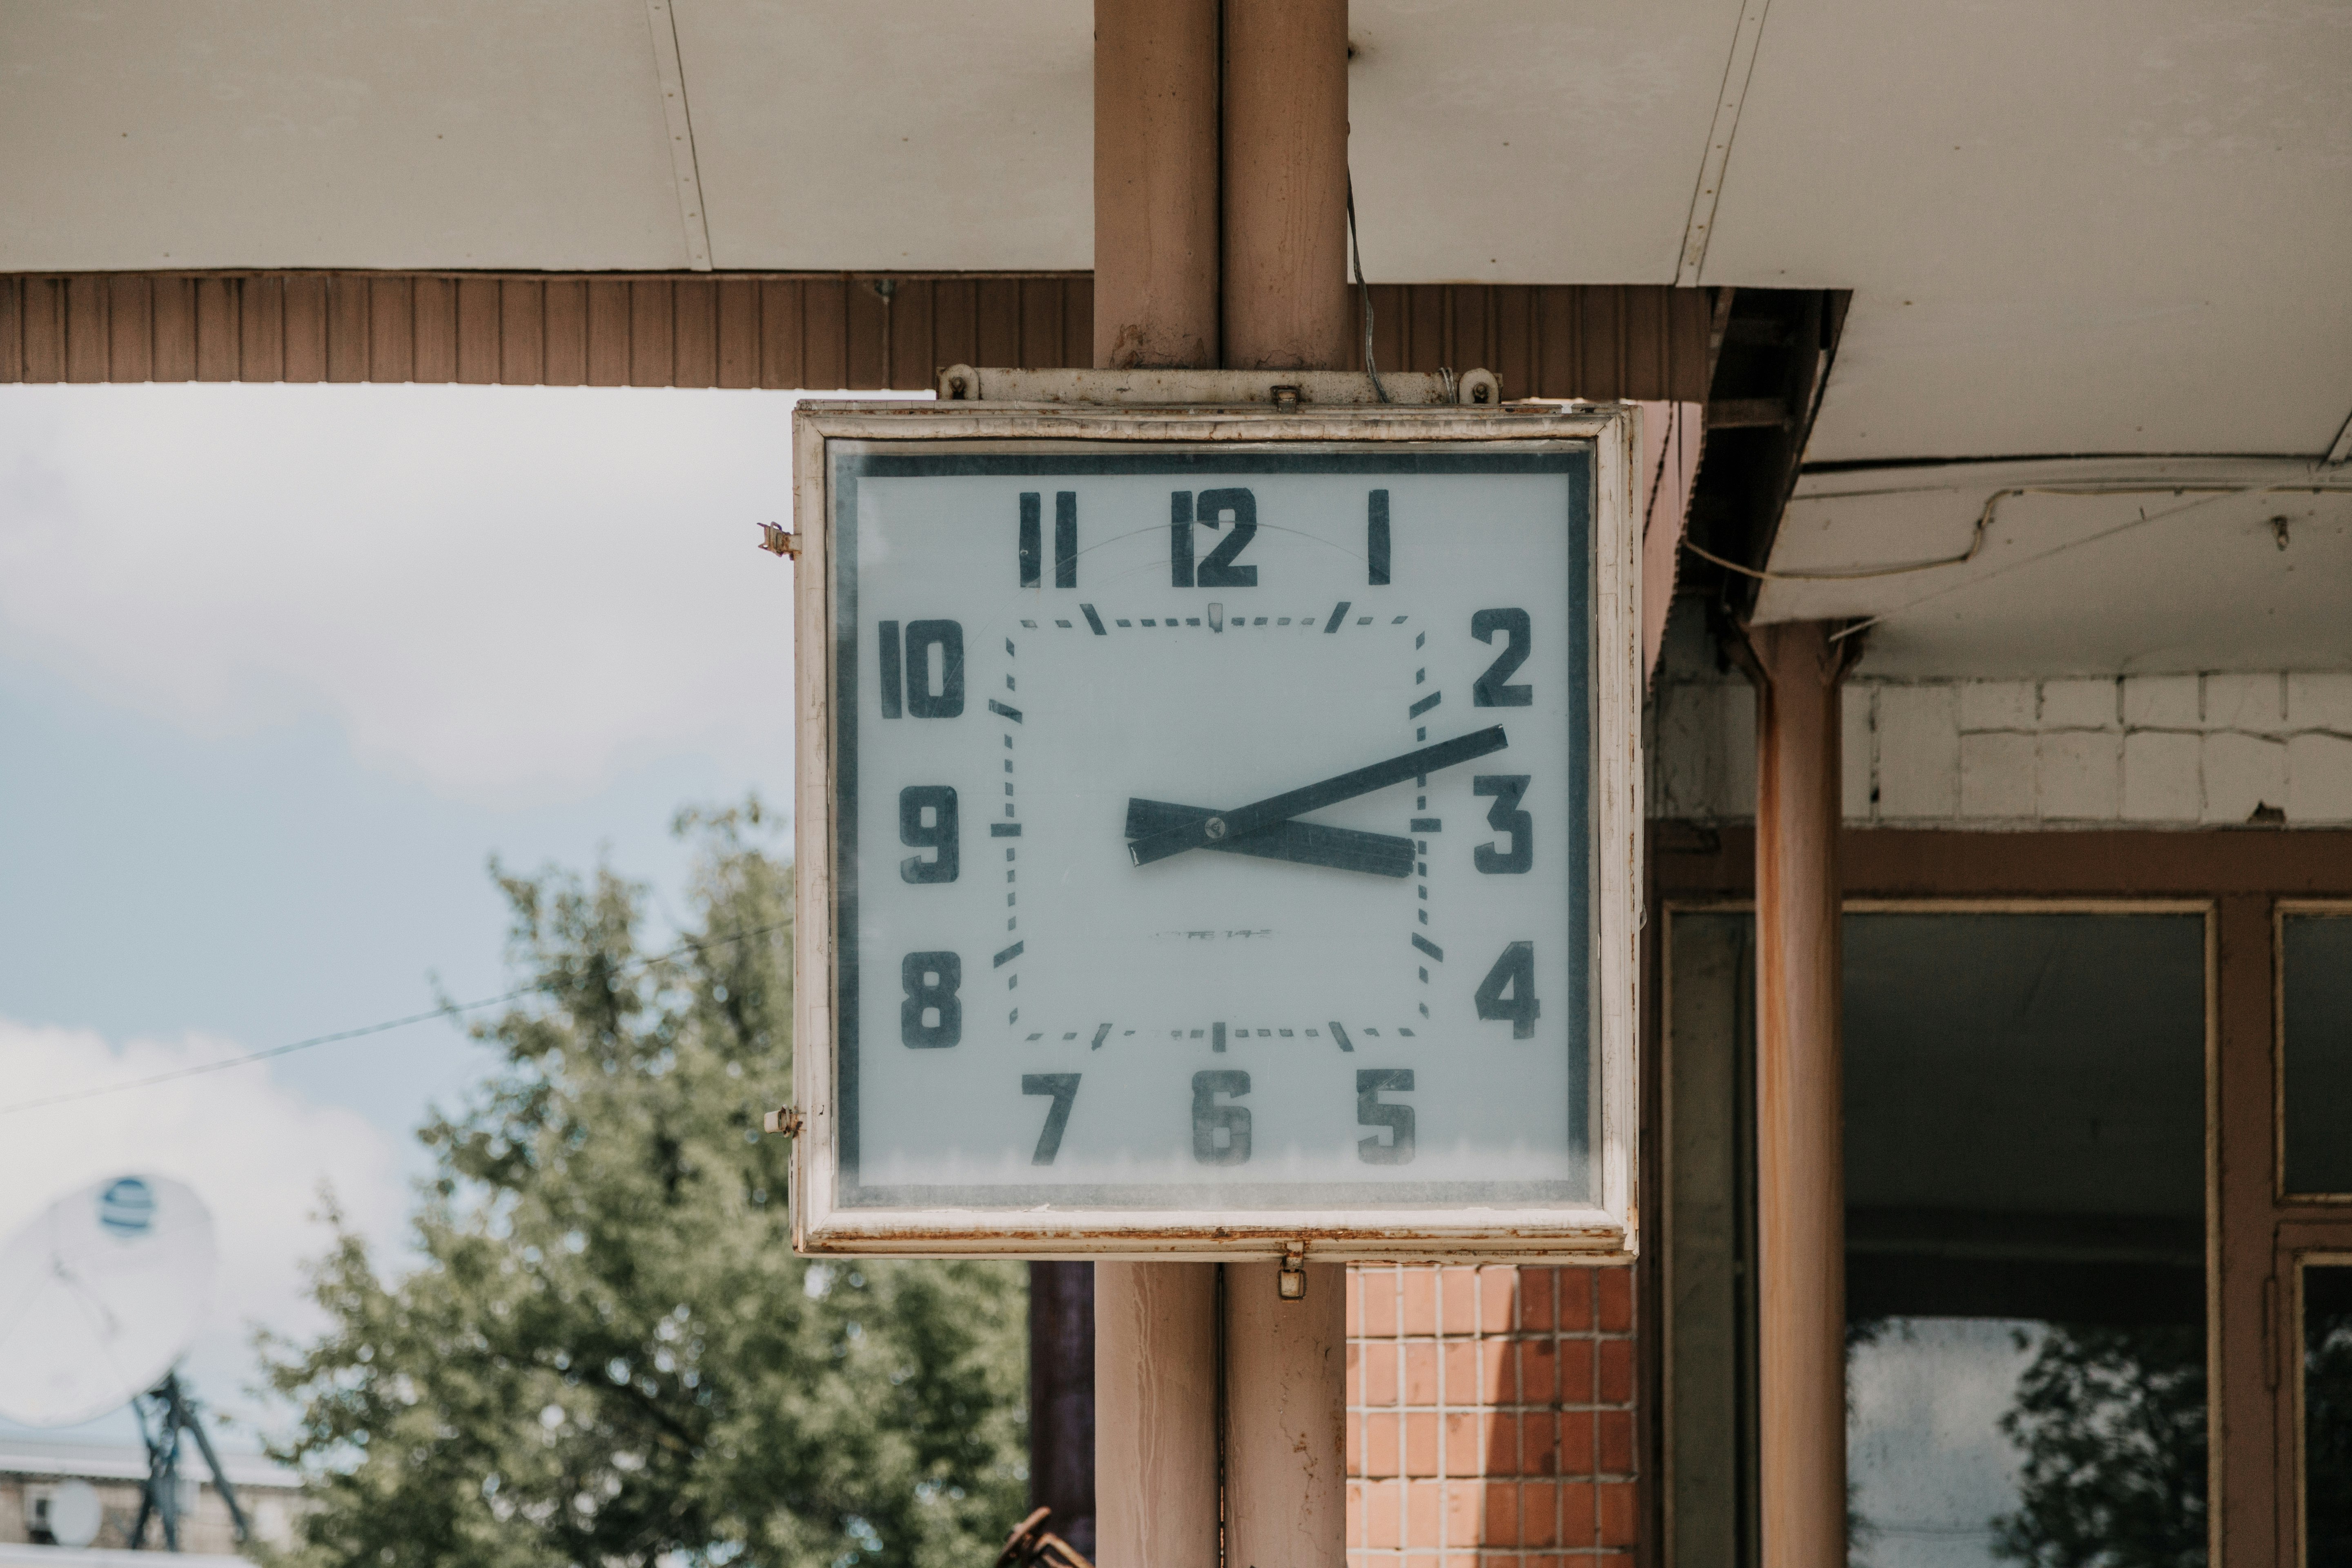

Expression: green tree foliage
xmin=262 ymin=804 xmax=1029 ymax=1568
xmin=1993 ymin=1323 xmax=2207 ymax=1568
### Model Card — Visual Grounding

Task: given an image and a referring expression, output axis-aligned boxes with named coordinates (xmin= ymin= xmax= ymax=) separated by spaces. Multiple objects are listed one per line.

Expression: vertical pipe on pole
xmin=1092 ymin=9 xmax=1225 ymax=1568
xmin=1094 ymin=0 xmax=1221 ymax=370
xmin=1095 ymin=1261 xmax=1221 ymax=1568
xmin=1225 ymin=1263 xmax=1348 ymax=1568
xmin=1219 ymin=6 xmax=1352 ymax=1568
xmin=1747 ymin=620 xmax=1849 ymax=1568
xmin=1220 ymin=0 xmax=1351 ymax=371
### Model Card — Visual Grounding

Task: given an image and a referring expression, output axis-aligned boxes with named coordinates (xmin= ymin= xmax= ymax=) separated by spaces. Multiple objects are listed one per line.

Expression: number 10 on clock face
xmin=813 ymin=433 xmax=1634 ymax=1243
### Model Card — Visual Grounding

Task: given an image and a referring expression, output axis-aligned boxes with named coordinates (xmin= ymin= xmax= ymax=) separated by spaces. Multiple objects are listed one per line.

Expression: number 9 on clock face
xmin=800 ymin=417 xmax=1640 ymax=1254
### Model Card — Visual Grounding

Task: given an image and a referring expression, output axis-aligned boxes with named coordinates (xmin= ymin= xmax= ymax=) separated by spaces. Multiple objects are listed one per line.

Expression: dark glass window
xmin=1844 ymin=913 xmax=2208 ymax=1566
xmin=2305 ymin=1264 xmax=2352 ymax=1564
xmin=2283 ymin=913 xmax=2352 ymax=1196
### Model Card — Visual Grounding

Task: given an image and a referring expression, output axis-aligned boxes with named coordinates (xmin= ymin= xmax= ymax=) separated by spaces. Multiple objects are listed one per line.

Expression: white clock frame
xmin=789 ymin=396 xmax=1642 ymax=1261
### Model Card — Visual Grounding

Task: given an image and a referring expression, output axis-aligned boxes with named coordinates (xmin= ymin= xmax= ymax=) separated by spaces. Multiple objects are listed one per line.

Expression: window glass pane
xmin=1844 ymin=913 xmax=2207 ymax=1568
xmin=2283 ymin=913 xmax=2352 ymax=1195
xmin=2306 ymin=1264 xmax=2352 ymax=1563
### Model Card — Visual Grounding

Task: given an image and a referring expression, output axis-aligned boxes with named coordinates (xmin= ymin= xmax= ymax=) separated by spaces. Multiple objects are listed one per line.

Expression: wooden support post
xmin=1220 ymin=0 xmax=1351 ymax=371
xmin=1225 ymin=1263 xmax=1348 ymax=1568
xmin=1094 ymin=1261 xmax=1221 ymax=1568
xmin=1093 ymin=0 xmax=1221 ymax=369
xmin=1747 ymin=621 xmax=1849 ymax=1568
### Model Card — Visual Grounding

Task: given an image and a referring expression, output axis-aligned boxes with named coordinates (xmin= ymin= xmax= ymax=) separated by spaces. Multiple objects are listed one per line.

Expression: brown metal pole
xmin=1094 ymin=0 xmax=1221 ymax=369
xmin=1218 ymin=6 xmax=1352 ymax=1567
xmin=1220 ymin=0 xmax=1352 ymax=370
xmin=1747 ymin=621 xmax=1849 ymax=1568
xmin=1091 ymin=8 xmax=1225 ymax=1568
xmin=1224 ymin=1263 xmax=1347 ymax=1568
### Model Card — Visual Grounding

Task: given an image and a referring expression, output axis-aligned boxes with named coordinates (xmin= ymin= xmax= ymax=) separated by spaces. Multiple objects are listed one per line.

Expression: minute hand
xmin=1126 ymin=725 xmax=1510 ymax=868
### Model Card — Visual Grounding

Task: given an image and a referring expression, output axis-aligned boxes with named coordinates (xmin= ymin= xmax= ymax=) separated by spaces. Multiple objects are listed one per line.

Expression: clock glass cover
xmin=829 ymin=442 xmax=1597 ymax=1216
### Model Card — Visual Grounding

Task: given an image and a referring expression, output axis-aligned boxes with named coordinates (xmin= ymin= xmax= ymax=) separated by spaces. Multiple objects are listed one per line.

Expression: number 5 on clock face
xmin=825 ymin=439 xmax=1608 ymax=1225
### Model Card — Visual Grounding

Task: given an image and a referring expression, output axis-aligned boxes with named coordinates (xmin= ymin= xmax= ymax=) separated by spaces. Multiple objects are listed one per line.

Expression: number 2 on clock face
xmin=839 ymin=447 xmax=1595 ymax=1208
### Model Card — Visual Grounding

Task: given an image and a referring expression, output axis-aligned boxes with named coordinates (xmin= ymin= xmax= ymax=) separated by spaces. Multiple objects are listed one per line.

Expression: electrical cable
xmin=1685 ymin=479 xmax=2348 ymax=588
xmin=0 ymin=919 xmax=789 ymax=1117
xmin=1345 ymin=176 xmax=1390 ymax=405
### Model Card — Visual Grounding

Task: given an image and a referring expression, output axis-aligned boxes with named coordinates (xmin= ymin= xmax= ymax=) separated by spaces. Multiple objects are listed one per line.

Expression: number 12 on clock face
xmin=830 ymin=443 xmax=1604 ymax=1217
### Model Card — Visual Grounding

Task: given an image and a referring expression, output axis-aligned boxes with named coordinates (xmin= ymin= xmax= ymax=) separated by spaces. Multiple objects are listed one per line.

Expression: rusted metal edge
xmin=937 ymin=364 xmax=1510 ymax=407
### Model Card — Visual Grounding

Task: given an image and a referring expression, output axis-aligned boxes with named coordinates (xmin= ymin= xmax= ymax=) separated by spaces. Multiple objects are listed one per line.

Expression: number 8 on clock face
xmin=821 ymin=437 xmax=1616 ymax=1228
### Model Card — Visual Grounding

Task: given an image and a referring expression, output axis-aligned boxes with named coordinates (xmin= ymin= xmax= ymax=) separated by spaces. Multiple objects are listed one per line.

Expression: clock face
xmin=827 ymin=442 xmax=1596 ymax=1215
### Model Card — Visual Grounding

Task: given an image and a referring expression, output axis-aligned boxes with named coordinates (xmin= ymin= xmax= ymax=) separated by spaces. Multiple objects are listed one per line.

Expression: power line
xmin=0 ymin=920 xmax=788 ymax=1118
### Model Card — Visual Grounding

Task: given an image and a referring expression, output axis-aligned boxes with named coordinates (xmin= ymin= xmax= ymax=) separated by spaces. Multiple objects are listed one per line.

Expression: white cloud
xmin=0 ymin=382 xmax=808 ymax=807
xmin=0 ymin=1018 xmax=407 ymax=1441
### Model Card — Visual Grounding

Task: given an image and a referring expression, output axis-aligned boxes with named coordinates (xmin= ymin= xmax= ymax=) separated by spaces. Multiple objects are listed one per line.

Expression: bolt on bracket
xmin=1278 ymin=1241 xmax=1307 ymax=1301
xmin=755 ymin=522 xmax=800 ymax=559
xmin=762 ymin=1105 xmax=803 ymax=1137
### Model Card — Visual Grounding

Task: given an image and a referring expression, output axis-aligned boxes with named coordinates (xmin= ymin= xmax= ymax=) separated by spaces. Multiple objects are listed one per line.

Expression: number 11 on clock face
xmin=831 ymin=445 xmax=1598 ymax=1214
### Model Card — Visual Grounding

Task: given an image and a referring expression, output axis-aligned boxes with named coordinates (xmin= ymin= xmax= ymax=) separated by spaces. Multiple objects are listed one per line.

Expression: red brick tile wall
xmin=1347 ymin=1264 xmax=1637 ymax=1565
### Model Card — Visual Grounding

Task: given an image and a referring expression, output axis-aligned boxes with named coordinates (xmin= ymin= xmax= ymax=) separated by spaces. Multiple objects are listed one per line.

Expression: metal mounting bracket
xmin=935 ymin=364 xmax=1513 ymax=408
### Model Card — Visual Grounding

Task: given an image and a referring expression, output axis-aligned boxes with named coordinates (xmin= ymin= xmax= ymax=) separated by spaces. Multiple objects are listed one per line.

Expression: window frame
xmin=1657 ymin=896 xmax=2218 ymax=1566
xmin=2274 ymin=901 xmax=2352 ymax=1206
xmin=1646 ymin=825 xmax=2352 ymax=1567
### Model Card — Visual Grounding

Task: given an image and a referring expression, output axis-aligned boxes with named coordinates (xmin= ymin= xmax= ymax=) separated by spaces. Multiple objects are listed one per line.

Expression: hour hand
xmin=1127 ymin=726 xmax=1508 ymax=869
xmin=1125 ymin=800 xmax=1414 ymax=878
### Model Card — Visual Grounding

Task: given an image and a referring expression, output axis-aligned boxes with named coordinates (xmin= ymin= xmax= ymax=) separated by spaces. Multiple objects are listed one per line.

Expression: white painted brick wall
xmin=2038 ymin=729 xmax=2121 ymax=820
xmin=2291 ymin=674 xmax=2352 ymax=731
xmin=1960 ymin=731 xmax=2036 ymax=818
xmin=2290 ymin=733 xmax=2352 ymax=820
xmin=2123 ymin=674 xmax=2199 ymax=728
xmin=2122 ymin=731 xmax=2202 ymax=822
xmin=1841 ymin=685 xmax=1873 ymax=820
xmin=2038 ymin=677 xmax=2118 ymax=731
xmin=1646 ymin=659 xmax=2352 ymax=828
xmin=1875 ymin=685 xmax=1960 ymax=820
xmin=2203 ymin=731 xmax=2287 ymax=823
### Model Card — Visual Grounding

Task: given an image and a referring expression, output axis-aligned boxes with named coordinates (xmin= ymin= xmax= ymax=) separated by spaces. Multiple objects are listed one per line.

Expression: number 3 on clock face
xmin=829 ymin=441 xmax=1604 ymax=1219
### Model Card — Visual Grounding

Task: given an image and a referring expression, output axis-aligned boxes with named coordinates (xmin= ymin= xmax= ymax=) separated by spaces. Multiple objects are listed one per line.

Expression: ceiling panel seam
xmin=1675 ymin=0 xmax=1774 ymax=289
xmin=646 ymin=0 xmax=714 ymax=272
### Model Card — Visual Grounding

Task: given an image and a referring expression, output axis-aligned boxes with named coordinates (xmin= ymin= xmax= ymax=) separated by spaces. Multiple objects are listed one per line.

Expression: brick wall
xmin=1348 ymin=1265 xmax=1639 ymax=1566
xmin=1651 ymin=659 xmax=2352 ymax=827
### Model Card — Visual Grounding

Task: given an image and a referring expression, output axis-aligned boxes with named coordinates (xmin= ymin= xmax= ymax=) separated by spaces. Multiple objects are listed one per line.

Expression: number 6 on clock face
xmin=797 ymin=405 xmax=1641 ymax=1258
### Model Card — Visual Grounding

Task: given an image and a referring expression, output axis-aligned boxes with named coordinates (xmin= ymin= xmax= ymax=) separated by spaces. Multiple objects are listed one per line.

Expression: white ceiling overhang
xmin=2 ymin=0 xmax=2346 ymax=472
xmin=1751 ymin=457 xmax=2352 ymax=676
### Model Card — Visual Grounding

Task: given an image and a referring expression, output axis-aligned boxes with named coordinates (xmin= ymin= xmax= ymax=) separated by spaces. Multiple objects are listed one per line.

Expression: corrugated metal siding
xmin=1361 ymin=283 xmax=1711 ymax=404
xmin=0 ymin=274 xmax=1707 ymax=401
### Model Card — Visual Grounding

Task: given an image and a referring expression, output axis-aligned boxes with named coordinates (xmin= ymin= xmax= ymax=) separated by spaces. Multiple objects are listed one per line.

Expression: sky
xmin=0 ymin=380 xmax=845 ymax=1453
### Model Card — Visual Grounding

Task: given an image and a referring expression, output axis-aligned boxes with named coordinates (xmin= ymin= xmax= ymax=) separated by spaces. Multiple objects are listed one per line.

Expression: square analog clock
xmin=789 ymin=398 xmax=1640 ymax=1260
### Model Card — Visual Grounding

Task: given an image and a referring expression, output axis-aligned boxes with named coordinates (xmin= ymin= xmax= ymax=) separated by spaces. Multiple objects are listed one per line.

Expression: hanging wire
xmin=0 ymin=919 xmax=790 ymax=1117
xmin=1685 ymin=479 xmax=2348 ymax=588
xmin=1345 ymin=175 xmax=1391 ymax=404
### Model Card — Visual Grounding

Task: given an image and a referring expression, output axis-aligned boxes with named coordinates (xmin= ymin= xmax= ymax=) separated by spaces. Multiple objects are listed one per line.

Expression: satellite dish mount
xmin=130 ymin=1370 xmax=250 ymax=1552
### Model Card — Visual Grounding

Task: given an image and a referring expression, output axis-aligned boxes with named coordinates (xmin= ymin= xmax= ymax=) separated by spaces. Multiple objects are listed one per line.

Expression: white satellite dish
xmin=48 ymin=1479 xmax=104 ymax=1549
xmin=0 ymin=1174 xmax=218 ymax=1427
